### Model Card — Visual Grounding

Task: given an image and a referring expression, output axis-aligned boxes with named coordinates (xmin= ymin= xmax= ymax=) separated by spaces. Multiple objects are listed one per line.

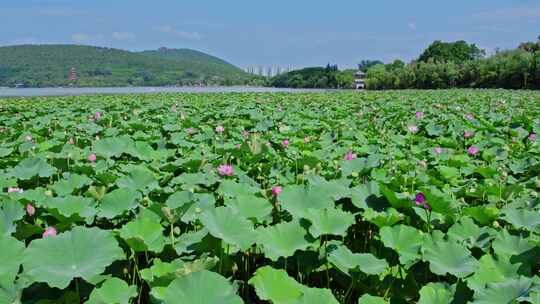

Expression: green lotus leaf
xmin=256 ymin=221 xmax=312 ymax=261
xmin=503 ymin=209 xmax=540 ymax=231
xmin=462 ymin=206 xmax=499 ymax=225
xmin=438 ymin=166 xmax=460 ymax=180
xmin=93 ymin=136 xmax=134 ymax=158
xmin=421 ymin=231 xmax=478 ymax=278
xmin=0 ymin=147 xmax=13 ymax=157
xmin=285 ymin=287 xmax=340 ymax=304
xmin=328 ymin=245 xmax=388 ymax=276
xmin=174 ymin=228 xmax=208 ymax=255
xmin=199 ymin=206 xmax=256 ymax=250
xmin=362 ymin=207 xmax=403 ymax=228
xmin=0 ymin=201 xmax=24 ymax=236
xmin=51 ymin=174 xmax=93 ymax=196
xmin=249 ymin=266 xmax=303 ymax=303
xmin=217 ymin=180 xmax=259 ymax=198
xmin=41 ymin=195 xmax=97 ymax=220
xmin=10 ymin=157 xmax=56 ymax=180
xmin=447 ymin=217 xmax=495 ymax=251
xmin=418 ymin=282 xmax=454 ymax=304
xmin=162 ymin=270 xmax=243 ymax=304
xmin=181 ymin=193 xmax=216 ymax=223
xmin=308 ymin=177 xmax=351 ymax=200
xmin=86 ymin=278 xmax=138 ymax=304
xmin=171 ymin=172 xmax=219 ymax=189
xmin=350 ymin=181 xmax=382 ymax=210
xmin=279 ymin=185 xmax=335 ymax=219
xmin=166 ymin=191 xmax=195 ymax=209
xmin=473 ymin=277 xmax=535 ymax=304
xmin=23 ymin=226 xmax=124 ymax=288
xmin=119 ymin=215 xmax=165 ymax=253
xmin=466 ymin=253 xmax=524 ymax=292
xmin=140 ymin=258 xmax=185 ymax=285
xmin=304 ymin=207 xmax=355 ymax=238
xmin=380 ymin=224 xmax=424 ymax=266
xmin=116 ymin=168 xmax=159 ymax=194
xmin=358 ymin=294 xmax=387 ymax=304
xmin=492 ymin=229 xmax=534 ymax=257
xmin=226 ymin=194 xmax=273 ymax=222
xmin=0 ymin=235 xmax=25 ymax=285
xmin=379 ymin=185 xmax=412 ymax=209
xmin=98 ymin=188 xmax=141 ymax=219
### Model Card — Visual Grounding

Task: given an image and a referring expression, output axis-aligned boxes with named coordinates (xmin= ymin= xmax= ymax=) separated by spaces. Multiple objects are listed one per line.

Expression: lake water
xmin=0 ymin=86 xmax=337 ymax=97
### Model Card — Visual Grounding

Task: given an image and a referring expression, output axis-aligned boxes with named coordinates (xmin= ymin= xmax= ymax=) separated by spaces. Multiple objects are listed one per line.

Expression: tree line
xmin=366 ymin=37 xmax=540 ymax=90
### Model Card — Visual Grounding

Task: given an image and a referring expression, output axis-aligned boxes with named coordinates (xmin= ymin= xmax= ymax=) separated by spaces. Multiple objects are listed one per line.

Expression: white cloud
xmin=153 ymin=25 xmax=202 ymax=40
xmin=112 ymin=31 xmax=135 ymax=41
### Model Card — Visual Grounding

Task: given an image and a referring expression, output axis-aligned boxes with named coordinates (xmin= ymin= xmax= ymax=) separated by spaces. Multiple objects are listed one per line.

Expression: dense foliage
xmin=270 ymin=66 xmax=354 ymax=89
xmin=367 ymin=37 xmax=540 ymax=90
xmin=0 ymin=45 xmax=254 ymax=87
xmin=418 ymin=41 xmax=485 ymax=63
xmin=1 ymin=90 xmax=540 ymax=303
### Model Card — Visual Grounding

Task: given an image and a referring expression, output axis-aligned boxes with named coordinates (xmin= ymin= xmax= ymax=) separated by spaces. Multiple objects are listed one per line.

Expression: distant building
xmin=69 ymin=67 xmax=78 ymax=85
xmin=354 ymin=70 xmax=366 ymax=89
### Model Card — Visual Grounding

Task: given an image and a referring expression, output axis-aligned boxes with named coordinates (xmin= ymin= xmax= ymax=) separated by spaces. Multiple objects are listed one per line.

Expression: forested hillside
xmin=0 ymin=45 xmax=253 ymax=87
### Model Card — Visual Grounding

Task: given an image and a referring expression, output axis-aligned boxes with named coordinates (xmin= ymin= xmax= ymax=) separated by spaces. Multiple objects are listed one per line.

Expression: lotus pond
xmin=0 ymin=90 xmax=539 ymax=304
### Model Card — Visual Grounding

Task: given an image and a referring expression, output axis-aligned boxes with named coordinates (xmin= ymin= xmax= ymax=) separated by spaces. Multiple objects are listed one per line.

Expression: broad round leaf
xmin=162 ymin=270 xmax=243 ymax=304
xmin=199 ymin=206 xmax=256 ymax=250
xmin=23 ymin=226 xmax=124 ymax=288
xmin=86 ymin=278 xmax=137 ymax=304
xmin=305 ymin=208 xmax=355 ymax=238
xmin=256 ymin=221 xmax=312 ymax=261
xmin=328 ymin=245 xmax=388 ymax=276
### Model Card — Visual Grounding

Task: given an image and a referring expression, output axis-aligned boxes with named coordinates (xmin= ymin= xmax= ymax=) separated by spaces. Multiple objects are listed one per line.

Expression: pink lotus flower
xmin=186 ymin=128 xmax=195 ymax=135
xmin=235 ymin=144 xmax=241 ymax=149
xmin=282 ymin=139 xmax=289 ymax=147
xmin=25 ymin=135 xmax=33 ymax=142
xmin=272 ymin=186 xmax=283 ymax=196
xmin=7 ymin=187 xmax=23 ymax=193
xmin=415 ymin=111 xmax=424 ymax=119
xmin=304 ymin=136 xmax=311 ymax=143
xmin=408 ymin=125 xmax=419 ymax=134
xmin=415 ymin=192 xmax=431 ymax=210
xmin=68 ymin=138 xmax=75 ymax=145
xmin=43 ymin=227 xmax=57 ymax=238
xmin=217 ymin=164 xmax=234 ymax=176
xmin=464 ymin=131 xmax=474 ymax=139
xmin=88 ymin=153 xmax=97 ymax=162
xmin=465 ymin=113 xmax=474 ymax=121
xmin=94 ymin=112 xmax=102 ymax=120
xmin=344 ymin=151 xmax=357 ymax=160
xmin=215 ymin=125 xmax=225 ymax=133
xmin=170 ymin=105 xmax=177 ymax=113
xmin=529 ymin=133 xmax=537 ymax=142
xmin=467 ymin=146 xmax=479 ymax=155
xmin=434 ymin=147 xmax=443 ymax=154
xmin=26 ymin=204 xmax=35 ymax=216
xmin=242 ymin=130 xmax=250 ymax=138
xmin=415 ymin=192 xmax=426 ymax=205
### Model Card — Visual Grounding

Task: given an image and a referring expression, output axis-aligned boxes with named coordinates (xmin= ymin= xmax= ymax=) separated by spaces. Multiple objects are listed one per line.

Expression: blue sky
xmin=1 ymin=0 xmax=539 ymax=69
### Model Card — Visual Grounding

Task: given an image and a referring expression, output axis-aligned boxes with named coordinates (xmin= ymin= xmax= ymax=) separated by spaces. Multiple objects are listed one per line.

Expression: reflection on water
xmin=0 ymin=86 xmax=338 ymax=97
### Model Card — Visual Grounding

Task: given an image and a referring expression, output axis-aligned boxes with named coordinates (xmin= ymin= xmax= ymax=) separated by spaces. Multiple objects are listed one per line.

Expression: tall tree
xmin=418 ymin=40 xmax=485 ymax=63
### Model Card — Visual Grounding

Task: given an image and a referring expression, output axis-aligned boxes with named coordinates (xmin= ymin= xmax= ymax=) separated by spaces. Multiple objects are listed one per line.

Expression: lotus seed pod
xmin=45 ymin=190 xmax=53 ymax=196
xmin=195 ymin=207 xmax=202 ymax=213
xmin=173 ymin=226 xmax=181 ymax=235
xmin=492 ymin=221 xmax=500 ymax=229
xmin=303 ymin=165 xmax=310 ymax=172
xmin=351 ymin=172 xmax=359 ymax=177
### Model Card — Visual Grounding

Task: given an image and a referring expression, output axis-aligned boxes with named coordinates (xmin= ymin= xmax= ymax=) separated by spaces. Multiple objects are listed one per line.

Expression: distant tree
xmin=418 ymin=40 xmax=485 ymax=63
xmin=358 ymin=60 xmax=383 ymax=71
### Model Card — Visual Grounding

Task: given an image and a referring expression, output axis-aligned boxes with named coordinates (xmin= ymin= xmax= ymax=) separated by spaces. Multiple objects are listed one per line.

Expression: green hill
xmin=140 ymin=48 xmax=250 ymax=84
xmin=0 ymin=44 xmax=252 ymax=87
